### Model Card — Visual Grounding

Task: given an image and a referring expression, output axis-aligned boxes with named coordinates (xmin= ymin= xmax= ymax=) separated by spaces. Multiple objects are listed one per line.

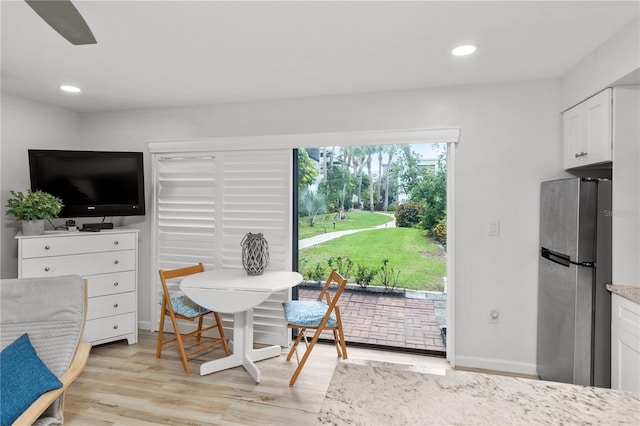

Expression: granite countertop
xmin=607 ymin=284 xmax=640 ymax=304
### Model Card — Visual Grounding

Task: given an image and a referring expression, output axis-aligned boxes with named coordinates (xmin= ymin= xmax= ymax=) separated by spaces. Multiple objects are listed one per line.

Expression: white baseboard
xmin=138 ymin=320 xmax=152 ymax=332
xmin=455 ymin=355 xmax=538 ymax=377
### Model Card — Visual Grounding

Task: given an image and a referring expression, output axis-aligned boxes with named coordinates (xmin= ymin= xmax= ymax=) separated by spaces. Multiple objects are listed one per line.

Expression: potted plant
xmin=5 ymin=189 xmax=63 ymax=235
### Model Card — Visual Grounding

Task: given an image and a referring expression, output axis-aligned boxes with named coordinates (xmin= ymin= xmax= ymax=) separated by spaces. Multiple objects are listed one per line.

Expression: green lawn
xmin=299 ymin=227 xmax=446 ymax=292
xmin=298 ymin=211 xmax=393 ymax=239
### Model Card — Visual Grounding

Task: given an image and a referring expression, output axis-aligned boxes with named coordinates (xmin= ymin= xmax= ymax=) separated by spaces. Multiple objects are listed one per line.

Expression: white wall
xmin=0 ymin=93 xmax=82 ymax=277
xmin=560 ymin=17 xmax=639 ymax=111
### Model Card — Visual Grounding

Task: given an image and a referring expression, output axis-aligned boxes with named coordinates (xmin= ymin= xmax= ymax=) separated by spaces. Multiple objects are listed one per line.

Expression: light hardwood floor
xmin=64 ymin=331 xmax=448 ymax=425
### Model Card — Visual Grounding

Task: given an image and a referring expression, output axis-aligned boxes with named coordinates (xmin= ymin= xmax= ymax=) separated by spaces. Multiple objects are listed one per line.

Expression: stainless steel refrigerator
xmin=537 ymin=177 xmax=611 ymax=388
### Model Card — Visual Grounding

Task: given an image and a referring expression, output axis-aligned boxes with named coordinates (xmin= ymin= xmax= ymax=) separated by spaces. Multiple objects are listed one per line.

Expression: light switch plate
xmin=489 ymin=221 xmax=500 ymax=236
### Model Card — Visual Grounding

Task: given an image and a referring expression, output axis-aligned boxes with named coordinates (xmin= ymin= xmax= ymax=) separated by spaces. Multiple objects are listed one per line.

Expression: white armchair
xmin=0 ymin=275 xmax=91 ymax=426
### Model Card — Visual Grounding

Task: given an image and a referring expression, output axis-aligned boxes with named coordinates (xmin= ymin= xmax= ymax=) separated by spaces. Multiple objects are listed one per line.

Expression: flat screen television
xmin=28 ymin=149 xmax=145 ymax=218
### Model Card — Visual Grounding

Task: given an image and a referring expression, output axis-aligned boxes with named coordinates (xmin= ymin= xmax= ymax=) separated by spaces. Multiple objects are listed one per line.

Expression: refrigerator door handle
xmin=540 ymin=247 xmax=571 ymax=267
xmin=540 ymin=247 xmax=595 ymax=268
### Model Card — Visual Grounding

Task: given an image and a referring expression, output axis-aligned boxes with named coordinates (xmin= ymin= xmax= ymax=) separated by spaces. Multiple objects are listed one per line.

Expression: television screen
xmin=28 ymin=150 xmax=145 ymax=218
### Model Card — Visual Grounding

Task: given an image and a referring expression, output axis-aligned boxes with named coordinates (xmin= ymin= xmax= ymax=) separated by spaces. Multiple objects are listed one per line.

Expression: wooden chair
xmin=157 ymin=263 xmax=230 ymax=373
xmin=283 ymin=269 xmax=348 ymax=386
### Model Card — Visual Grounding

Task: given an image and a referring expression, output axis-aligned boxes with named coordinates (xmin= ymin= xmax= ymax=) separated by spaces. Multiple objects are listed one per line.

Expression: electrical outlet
xmin=489 ymin=309 xmax=499 ymax=324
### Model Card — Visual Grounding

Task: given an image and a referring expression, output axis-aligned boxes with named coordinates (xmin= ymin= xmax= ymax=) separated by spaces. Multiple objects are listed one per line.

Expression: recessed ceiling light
xmin=60 ymin=85 xmax=81 ymax=93
xmin=452 ymin=44 xmax=477 ymax=57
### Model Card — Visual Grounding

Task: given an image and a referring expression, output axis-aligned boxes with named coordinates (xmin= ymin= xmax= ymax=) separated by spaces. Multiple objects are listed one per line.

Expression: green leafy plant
xmin=432 ymin=217 xmax=447 ymax=245
xmin=307 ymin=262 xmax=327 ymax=281
xmin=376 ymin=258 xmax=401 ymax=291
xmin=327 ymin=256 xmax=353 ymax=278
xmin=355 ymin=264 xmax=375 ymax=288
xmin=395 ymin=202 xmax=423 ymax=228
xmin=5 ymin=190 xmax=63 ymax=221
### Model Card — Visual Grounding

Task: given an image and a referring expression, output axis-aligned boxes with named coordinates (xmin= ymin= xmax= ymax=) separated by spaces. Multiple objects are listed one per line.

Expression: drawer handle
xmin=113 ymin=281 xmax=119 ymax=287
xmin=44 ymin=267 xmax=50 ymax=272
xmin=114 ymin=260 xmax=119 ymax=265
xmin=44 ymin=245 xmax=51 ymax=250
xmin=113 ymin=303 xmax=119 ymax=308
xmin=113 ymin=324 xmax=119 ymax=330
xmin=114 ymin=240 xmax=119 ymax=245
xmin=575 ymin=151 xmax=588 ymax=158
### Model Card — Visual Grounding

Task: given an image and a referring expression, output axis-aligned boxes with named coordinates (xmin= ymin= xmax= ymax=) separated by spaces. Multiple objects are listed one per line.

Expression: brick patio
xmin=298 ymin=286 xmax=446 ymax=353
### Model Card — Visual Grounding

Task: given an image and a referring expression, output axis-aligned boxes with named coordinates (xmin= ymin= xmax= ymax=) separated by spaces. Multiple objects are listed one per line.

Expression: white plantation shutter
xmin=150 ymin=149 xmax=292 ymax=347
xmin=220 ymin=151 xmax=292 ymax=345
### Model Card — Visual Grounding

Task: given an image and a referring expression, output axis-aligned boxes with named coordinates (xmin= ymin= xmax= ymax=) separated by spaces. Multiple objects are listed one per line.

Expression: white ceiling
xmin=1 ymin=1 xmax=638 ymax=113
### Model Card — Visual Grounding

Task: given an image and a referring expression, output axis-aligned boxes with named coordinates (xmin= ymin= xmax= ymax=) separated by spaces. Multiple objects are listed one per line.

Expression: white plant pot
xmin=22 ymin=220 xmax=45 ymax=236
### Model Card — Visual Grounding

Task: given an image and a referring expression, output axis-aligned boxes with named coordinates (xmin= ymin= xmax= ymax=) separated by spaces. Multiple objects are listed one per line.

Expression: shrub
xmin=327 ymin=256 xmax=353 ymax=278
xmin=375 ymin=258 xmax=401 ymax=291
xmin=395 ymin=202 xmax=423 ymax=228
xmin=355 ymin=264 xmax=375 ymax=288
xmin=302 ymin=262 xmax=327 ymax=281
xmin=432 ymin=217 xmax=447 ymax=245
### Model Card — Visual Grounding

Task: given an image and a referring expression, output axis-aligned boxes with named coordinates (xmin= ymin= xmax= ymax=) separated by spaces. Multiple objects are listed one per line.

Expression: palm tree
xmin=352 ymin=146 xmax=366 ymax=209
xmin=377 ymin=146 xmax=384 ymax=203
xmin=365 ymin=146 xmax=376 ymax=212
xmin=301 ymin=190 xmax=327 ymax=226
xmin=322 ymin=147 xmax=328 ymax=180
xmin=383 ymin=145 xmax=398 ymax=211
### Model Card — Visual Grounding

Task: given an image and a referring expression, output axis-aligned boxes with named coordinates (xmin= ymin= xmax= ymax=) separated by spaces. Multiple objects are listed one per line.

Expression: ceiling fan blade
xmin=25 ymin=0 xmax=96 ymax=45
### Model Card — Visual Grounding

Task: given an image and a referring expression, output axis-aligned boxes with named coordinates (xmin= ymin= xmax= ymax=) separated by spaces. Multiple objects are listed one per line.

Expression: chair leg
xmin=168 ymin=314 xmax=190 ymax=374
xmin=332 ymin=329 xmax=342 ymax=357
xmin=213 ymin=312 xmax=230 ymax=355
xmin=290 ymin=326 xmax=323 ymax=386
xmin=335 ymin=308 xmax=347 ymax=360
xmin=156 ymin=307 xmax=167 ymax=358
xmin=286 ymin=327 xmax=306 ymax=361
xmin=196 ymin=316 xmax=204 ymax=343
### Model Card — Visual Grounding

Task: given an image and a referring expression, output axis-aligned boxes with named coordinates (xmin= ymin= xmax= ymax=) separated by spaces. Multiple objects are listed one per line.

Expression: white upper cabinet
xmin=563 ymin=88 xmax=612 ymax=170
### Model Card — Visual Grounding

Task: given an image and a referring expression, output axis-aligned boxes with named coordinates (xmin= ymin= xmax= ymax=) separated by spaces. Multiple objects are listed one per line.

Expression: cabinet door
xmin=584 ymin=89 xmax=612 ymax=164
xmin=564 ymin=105 xmax=584 ymax=169
xmin=563 ymin=88 xmax=612 ymax=169
xmin=611 ymin=294 xmax=640 ymax=392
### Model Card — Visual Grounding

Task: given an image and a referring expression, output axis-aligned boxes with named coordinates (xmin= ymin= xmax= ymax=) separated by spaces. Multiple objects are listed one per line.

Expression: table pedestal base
xmin=199 ymin=309 xmax=282 ymax=383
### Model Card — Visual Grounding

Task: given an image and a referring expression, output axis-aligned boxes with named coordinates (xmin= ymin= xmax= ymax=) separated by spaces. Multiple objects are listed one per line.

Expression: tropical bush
xmin=432 ymin=217 xmax=447 ymax=245
xmin=300 ymin=190 xmax=327 ymax=226
xmin=395 ymin=202 xmax=423 ymax=228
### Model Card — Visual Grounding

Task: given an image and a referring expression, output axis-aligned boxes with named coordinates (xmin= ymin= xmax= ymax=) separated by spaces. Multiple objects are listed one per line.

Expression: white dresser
xmin=16 ymin=229 xmax=139 ymax=346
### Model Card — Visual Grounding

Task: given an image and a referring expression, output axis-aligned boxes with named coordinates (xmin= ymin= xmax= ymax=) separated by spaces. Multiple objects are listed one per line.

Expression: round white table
xmin=180 ymin=269 xmax=303 ymax=382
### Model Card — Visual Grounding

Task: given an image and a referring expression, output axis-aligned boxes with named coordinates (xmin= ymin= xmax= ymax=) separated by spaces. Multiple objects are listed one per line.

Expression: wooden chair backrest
xmin=316 ymin=269 xmax=348 ymax=310
xmin=158 ymin=263 xmax=205 ymax=306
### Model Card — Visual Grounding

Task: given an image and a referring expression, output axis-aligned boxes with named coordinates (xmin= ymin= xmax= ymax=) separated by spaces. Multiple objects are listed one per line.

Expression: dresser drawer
xmin=86 ymin=292 xmax=136 ymax=320
xmin=21 ymin=250 xmax=136 ymax=278
xmin=82 ymin=312 xmax=136 ymax=343
xmin=87 ymin=271 xmax=136 ymax=298
xmin=20 ymin=232 xmax=136 ymax=259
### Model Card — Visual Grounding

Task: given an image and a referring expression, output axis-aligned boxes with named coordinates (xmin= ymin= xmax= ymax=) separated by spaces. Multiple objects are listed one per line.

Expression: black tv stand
xmin=81 ymin=223 xmax=114 ymax=232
